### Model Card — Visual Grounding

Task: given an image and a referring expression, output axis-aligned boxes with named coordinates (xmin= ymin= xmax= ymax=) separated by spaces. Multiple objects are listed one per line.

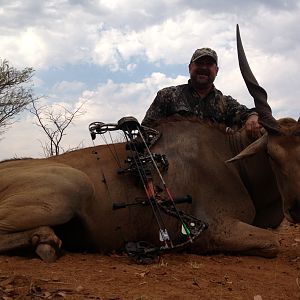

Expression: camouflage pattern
xmin=190 ymin=48 xmax=218 ymax=64
xmin=142 ymin=80 xmax=255 ymax=128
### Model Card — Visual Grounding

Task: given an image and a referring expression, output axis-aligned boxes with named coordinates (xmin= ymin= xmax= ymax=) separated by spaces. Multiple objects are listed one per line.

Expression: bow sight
xmin=89 ymin=116 xmax=207 ymax=262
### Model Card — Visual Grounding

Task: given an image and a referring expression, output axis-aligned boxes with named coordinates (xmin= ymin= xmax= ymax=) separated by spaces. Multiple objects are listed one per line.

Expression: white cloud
xmin=92 ymin=26 xmax=147 ymax=70
xmin=0 ymin=1 xmax=299 ymax=73
xmin=126 ymin=63 xmax=137 ymax=71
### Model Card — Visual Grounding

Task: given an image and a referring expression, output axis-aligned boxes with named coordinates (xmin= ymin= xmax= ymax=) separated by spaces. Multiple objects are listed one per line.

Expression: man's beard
xmin=191 ymin=71 xmax=214 ymax=88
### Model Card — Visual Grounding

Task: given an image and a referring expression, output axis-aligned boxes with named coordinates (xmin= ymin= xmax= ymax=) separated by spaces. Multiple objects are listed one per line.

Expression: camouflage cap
xmin=190 ymin=48 xmax=218 ymax=65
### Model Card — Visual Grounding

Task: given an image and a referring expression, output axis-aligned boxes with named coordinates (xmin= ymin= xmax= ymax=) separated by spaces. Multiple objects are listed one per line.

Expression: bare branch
xmin=30 ymin=101 xmax=86 ymax=157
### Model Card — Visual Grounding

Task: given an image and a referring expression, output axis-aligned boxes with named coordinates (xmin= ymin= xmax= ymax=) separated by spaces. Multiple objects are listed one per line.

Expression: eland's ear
xmin=226 ymin=133 xmax=268 ymax=163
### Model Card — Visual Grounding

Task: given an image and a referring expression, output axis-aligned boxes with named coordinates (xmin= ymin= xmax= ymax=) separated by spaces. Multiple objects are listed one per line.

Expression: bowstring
xmin=137 ymin=127 xmax=192 ymax=240
xmin=108 ymin=130 xmax=123 ymax=168
xmin=123 ymin=126 xmax=172 ymax=248
xmin=100 ymin=132 xmax=122 ymax=168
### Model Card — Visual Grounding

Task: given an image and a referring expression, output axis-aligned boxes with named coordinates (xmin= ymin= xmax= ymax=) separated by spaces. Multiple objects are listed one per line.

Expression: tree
xmin=30 ymin=101 xmax=86 ymax=157
xmin=0 ymin=59 xmax=34 ymax=134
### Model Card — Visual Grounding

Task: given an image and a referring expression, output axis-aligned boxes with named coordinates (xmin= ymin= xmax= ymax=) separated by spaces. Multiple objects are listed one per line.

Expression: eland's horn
xmin=236 ymin=24 xmax=281 ymax=135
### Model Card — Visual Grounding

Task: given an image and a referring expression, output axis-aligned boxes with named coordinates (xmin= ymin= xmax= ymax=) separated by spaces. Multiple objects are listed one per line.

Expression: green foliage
xmin=0 ymin=59 xmax=35 ymax=132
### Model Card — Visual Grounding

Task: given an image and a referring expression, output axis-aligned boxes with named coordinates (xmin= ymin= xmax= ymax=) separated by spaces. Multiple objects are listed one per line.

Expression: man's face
xmin=189 ymin=56 xmax=219 ymax=88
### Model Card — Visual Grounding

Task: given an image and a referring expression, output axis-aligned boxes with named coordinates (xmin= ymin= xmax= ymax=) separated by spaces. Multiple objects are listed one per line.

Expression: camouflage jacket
xmin=142 ymin=80 xmax=256 ymax=128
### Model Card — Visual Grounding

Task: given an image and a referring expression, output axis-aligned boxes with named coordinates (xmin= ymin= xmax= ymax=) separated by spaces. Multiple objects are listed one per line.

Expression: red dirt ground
xmin=0 ymin=221 xmax=299 ymax=300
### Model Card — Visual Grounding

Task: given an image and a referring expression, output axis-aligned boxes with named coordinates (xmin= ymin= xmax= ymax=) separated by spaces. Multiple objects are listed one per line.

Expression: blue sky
xmin=1 ymin=0 xmax=300 ymax=159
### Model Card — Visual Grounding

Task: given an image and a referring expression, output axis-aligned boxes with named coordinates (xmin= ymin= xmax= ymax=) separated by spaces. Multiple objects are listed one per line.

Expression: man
xmin=142 ymin=48 xmax=260 ymax=137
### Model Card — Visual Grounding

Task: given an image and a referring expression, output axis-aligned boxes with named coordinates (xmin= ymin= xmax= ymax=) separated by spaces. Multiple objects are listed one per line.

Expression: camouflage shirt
xmin=142 ymin=80 xmax=255 ymax=128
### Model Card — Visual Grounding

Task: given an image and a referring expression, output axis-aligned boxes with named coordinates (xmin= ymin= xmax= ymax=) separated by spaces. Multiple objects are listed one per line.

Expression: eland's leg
xmin=191 ymin=218 xmax=279 ymax=258
xmin=0 ymin=193 xmax=76 ymax=262
xmin=0 ymin=226 xmax=62 ymax=262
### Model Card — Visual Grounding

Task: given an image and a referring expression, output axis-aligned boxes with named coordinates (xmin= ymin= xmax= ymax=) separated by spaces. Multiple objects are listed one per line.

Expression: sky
xmin=1 ymin=0 xmax=300 ymax=159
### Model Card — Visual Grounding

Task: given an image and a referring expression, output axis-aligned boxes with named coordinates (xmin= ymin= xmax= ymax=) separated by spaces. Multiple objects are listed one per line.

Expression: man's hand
xmin=245 ymin=114 xmax=261 ymax=138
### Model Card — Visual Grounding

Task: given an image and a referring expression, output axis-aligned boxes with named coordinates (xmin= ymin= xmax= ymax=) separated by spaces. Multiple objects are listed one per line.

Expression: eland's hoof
xmin=35 ymin=244 xmax=59 ymax=263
